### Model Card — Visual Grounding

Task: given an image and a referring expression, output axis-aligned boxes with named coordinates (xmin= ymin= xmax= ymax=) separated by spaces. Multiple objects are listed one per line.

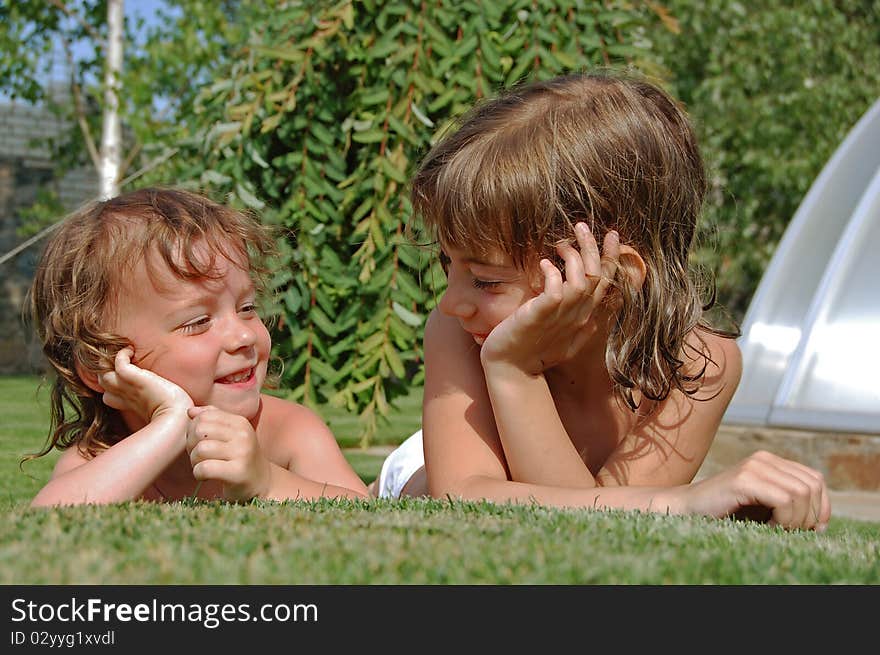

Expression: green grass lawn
xmin=2 ymin=375 xmax=879 ymax=584
xmin=0 ymin=375 xmax=415 ymax=504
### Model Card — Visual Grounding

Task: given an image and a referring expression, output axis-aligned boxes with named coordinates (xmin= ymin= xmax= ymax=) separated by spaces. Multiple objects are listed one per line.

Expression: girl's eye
xmin=472 ymin=278 xmax=501 ymax=290
xmin=439 ymin=251 xmax=451 ymax=274
xmin=181 ymin=317 xmax=211 ymax=334
xmin=239 ymin=303 xmax=257 ymax=314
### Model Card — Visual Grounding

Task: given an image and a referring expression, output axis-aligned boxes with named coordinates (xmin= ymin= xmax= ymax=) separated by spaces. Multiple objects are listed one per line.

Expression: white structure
xmin=724 ymin=98 xmax=880 ymax=434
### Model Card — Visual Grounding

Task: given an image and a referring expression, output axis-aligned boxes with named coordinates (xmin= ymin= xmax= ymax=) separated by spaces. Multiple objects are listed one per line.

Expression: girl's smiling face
xmin=437 ymin=245 xmax=540 ymax=344
xmin=112 ymin=241 xmax=271 ymax=426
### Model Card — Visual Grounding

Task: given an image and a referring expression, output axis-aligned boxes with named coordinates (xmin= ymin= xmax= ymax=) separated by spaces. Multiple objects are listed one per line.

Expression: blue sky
xmin=129 ymin=0 xmax=169 ymax=24
xmin=0 ymin=1 xmax=181 ymax=107
xmin=45 ymin=0 xmax=174 ymax=86
xmin=126 ymin=0 xmax=174 ymax=41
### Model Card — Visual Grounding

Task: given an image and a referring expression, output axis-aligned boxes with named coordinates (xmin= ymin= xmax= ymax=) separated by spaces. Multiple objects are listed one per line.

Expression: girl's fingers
xmin=575 ymin=222 xmax=601 ymax=278
xmin=570 ymin=225 xmax=619 ymax=299
xmin=756 ymin=454 xmax=824 ymax=530
xmin=101 ymin=391 xmax=122 ymax=410
xmin=185 ymin=410 xmax=217 ymax=451
xmin=192 ymin=459 xmax=225 ymax=482
xmin=189 ymin=439 xmax=231 ymax=467
xmin=538 ymin=258 xmax=564 ymax=304
xmin=114 ymin=347 xmax=134 ymax=371
xmin=550 ymin=226 xmax=619 ymax=296
xmin=739 ymin=453 xmax=824 ymax=530
xmin=187 ymin=405 xmax=213 ymax=419
xmin=776 ymin=463 xmax=823 ymax=530
xmin=593 ymin=230 xmax=620 ymax=299
xmin=784 ymin=458 xmax=830 ymax=529
xmin=556 ymin=241 xmax=588 ymax=294
xmin=192 ymin=459 xmax=246 ymax=487
xmin=114 ymin=348 xmax=153 ymax=384
xmin=185 ymin=408 xmax=243 ymax=450
xmin=600 ymin=230 xmax=620 ymax=280
xmin=186 ymin=425 xmax=221 ymax=453
xmin=97 ymin=370 xmax=116 ymax=390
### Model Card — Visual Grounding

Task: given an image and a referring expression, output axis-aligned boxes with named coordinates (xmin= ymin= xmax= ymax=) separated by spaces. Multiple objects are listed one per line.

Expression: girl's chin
xmin=201 ymin=390 xmax=263 ymax=419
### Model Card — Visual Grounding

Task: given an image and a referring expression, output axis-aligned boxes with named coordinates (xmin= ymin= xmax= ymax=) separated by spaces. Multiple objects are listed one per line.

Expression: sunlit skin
xmin=414 ymin=223 xmax=831 ymax=531
xmin=431 ymin=227 xmax=633 ymax=482
xmin=111 ymin=248 xmax=271 ymax=431
xmin=30 ymin=242 xmax=368 ymax=507
xmin=437 ymin=247 xmax=541 ymax=347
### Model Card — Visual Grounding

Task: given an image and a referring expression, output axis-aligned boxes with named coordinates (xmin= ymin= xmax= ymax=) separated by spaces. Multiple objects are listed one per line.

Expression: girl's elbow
xmin=29 ymin=496 xmax=50 ymax=509
xmin=30 ymin=492 xmax=77 ymax=509
xmin=345 ymin=487 xmax=370 ymax=500
xmin=29 ymin=486 xmax=62 ymax=508
xmin=429 ymin=474 xmax=486 ymax=500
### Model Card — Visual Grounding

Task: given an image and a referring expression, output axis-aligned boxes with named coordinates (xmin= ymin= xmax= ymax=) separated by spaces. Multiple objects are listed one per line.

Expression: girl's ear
xmin=617 ymin=245 xmax=647 ymax=290
xmin=75 ymin=361 xmax=105 ymax=394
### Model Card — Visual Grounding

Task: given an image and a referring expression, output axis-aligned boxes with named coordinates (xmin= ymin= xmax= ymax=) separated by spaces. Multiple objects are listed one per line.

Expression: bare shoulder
xmin=49 ymin=444 xmax=91 ymax=478
xmin=605 ymin=330 xmax=742 ymax=486
xmin=423 ymin=309 xmax=490 ymax=405
xmin=424 ymin=309 xmax=484 ymax=377
xmin=255 ymin=393 xmax=364 ymax=492
xmin=686 ymin=328 xmax=742 ymax=399
xmin=425 ymin=307 xmax=473 ymax=351
xmin=255 ymin=393 xmax=338 ymax=464
xmin=259 ymin=392 xmax=328 ymax=423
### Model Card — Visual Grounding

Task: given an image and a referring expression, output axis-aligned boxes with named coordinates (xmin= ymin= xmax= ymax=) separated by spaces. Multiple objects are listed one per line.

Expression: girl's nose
xmin=225 ymin=316 xmax=258 ymax=351
xmin=438 ymin=286 xmax=477 ymax=319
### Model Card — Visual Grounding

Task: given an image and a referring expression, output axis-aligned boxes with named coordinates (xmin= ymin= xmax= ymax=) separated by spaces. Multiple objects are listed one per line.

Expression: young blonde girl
xmin=28 ymin=187 xmax=368 ymax=506
xmin=376 ymin=71 xmax=829 ymax=531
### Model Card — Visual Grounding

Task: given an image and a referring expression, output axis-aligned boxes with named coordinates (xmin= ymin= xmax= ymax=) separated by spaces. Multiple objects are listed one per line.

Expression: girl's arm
xmin=422 ymin=309 xmax=513 ymax=494
xmin=440 ymin=453 xmax=829 ymax=532
xmin=422 ymin=312 xmax=829 ymax=531
xmin=186 ymin=395 xmax=368 ymax=502
xmin=476 ymin=226 xmax=621 ymax=488
xmin=30 ymin=349 xmax=192 ymax=507
xmin=481 ymin=359 xmax=596 ymax=488
xmin=30 ymin=412 xmax=189 ymax=506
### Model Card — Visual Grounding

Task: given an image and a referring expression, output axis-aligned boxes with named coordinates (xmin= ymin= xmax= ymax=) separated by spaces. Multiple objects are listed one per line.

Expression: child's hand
xmin=674 ymin=451 xmax=831 ymax=531
xmin=98 ymin=347 xmax=193 ymax=422
xmin=481 ymin=224 xmax=620 ymax=374
xmin=186 ymin=406 xmax=272 ymax=502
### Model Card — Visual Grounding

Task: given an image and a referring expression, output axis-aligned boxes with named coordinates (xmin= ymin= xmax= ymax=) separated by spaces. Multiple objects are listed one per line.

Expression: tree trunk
xmin=99 ymin=0 xmax=124 ymax=199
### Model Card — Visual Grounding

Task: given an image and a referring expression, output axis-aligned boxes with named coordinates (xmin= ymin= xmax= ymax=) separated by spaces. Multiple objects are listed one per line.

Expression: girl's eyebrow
xmin=465 ymin=256 xmax=514 ymax=270
xmin=441 ymin=248 xmax=510 ymax=268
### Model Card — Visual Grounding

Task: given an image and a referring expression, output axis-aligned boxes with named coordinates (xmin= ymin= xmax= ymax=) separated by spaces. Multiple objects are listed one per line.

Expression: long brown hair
xmin=411 ymin=70 xmax=737 ymax=412
xmin=26 ymin=187 xmax=276 ymax=461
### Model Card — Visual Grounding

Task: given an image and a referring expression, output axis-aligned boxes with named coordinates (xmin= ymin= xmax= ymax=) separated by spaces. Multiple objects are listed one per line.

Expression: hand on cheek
xmin=185 ymin=406 xmax=272 ymax=502
xmin=481 ymin=226 xmax=620 ymax=373
xmin=98 ymin=347 xmax=194 ymax=422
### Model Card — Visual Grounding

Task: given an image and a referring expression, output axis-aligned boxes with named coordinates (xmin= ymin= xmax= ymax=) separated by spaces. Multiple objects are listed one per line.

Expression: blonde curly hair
xmin=27 ymin=187 xmax=276 ymax=460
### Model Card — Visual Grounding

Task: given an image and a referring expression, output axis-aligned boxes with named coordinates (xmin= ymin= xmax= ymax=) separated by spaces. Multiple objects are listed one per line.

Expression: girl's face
xmin=112 ymin=242 xmax=271 ymax=422
xmin=438 ymin=245 xmax=539 ymax=344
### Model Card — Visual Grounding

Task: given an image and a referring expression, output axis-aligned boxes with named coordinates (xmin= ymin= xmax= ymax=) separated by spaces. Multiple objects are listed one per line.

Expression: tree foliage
xmin=155 ymin=0 xmax=664 ymax=443
xmin=0 ymin=0 xmax=259 ymax=202
xmin=1 ymin=0 xmax=107 ymax=176
xmin=9 ymin=1 xmax=879 ymax=445
xmin=650 ymin=0 xmax=880 ymax=319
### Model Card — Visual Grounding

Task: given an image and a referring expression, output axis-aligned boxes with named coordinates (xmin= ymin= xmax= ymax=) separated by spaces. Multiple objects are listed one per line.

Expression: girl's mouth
xmin=216 ymin=367 xmax=255 ymax=384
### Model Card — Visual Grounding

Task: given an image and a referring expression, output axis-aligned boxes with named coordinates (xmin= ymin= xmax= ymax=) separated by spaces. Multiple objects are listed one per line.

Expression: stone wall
xmin=0 ymin=101 xmax=97 ymax=374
